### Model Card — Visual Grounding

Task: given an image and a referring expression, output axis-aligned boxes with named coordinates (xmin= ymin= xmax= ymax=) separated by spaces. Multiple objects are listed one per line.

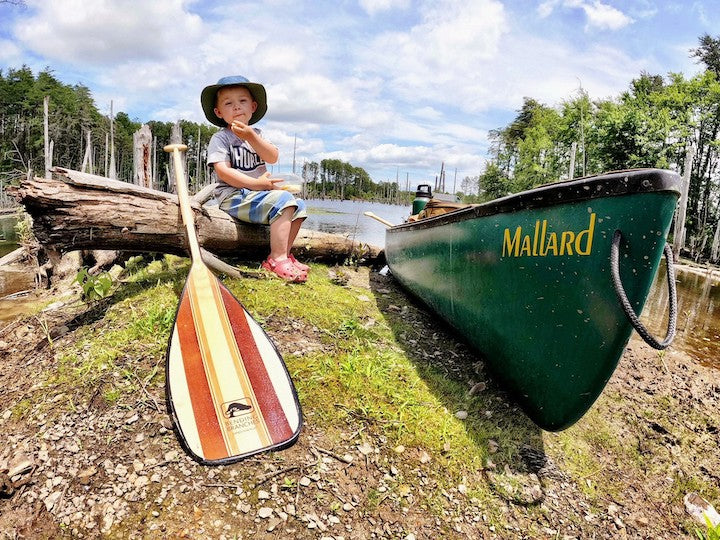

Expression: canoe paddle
xmin=363 ymin=211 xmax=395 ymax=228
xmin=163 ymin=143 xmax=302 ymax=465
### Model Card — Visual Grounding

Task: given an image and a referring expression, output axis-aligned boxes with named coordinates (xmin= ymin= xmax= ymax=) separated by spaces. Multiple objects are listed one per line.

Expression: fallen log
xmin=13 ymin=168 xmax=383 ymax=267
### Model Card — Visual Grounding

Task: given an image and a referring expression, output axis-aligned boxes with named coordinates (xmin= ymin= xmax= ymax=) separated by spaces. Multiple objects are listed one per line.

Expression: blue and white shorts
xmin=219 ymin=189 xmax=307 ymax=225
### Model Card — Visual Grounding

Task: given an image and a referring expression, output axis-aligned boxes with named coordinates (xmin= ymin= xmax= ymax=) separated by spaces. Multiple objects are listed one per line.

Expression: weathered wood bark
xmin=13 ymin=168 xmax=383 ymax=265
xmin=133 ymin=124 xmax=153 ymax=189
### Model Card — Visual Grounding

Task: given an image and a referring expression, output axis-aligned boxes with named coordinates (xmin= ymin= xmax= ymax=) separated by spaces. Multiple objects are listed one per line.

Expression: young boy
xmin=201 ymin=75 xmax=309 ymax=282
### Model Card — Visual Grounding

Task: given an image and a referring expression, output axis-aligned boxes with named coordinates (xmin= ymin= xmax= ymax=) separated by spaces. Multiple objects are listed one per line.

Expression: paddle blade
xmin=166 ymin=264 xmax=302 ymax=465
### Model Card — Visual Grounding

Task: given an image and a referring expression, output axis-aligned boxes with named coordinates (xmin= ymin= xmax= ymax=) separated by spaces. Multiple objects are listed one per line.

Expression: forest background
xmin=1 ymin=34 xmax=719 ymax=262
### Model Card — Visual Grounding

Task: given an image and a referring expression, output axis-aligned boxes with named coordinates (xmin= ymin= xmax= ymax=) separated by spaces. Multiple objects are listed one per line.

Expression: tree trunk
xmin=12 ymin=168 xmax=383 ymax=265
xmin=673 ymin=142 xmax=695 ymax=259
xmin=133 ymin=124 xmax=153 ymax=189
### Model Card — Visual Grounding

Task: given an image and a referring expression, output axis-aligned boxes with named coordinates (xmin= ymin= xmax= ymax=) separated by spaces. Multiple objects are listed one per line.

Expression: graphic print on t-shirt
xmin=230 ymin=144 xmax=263 ymax=172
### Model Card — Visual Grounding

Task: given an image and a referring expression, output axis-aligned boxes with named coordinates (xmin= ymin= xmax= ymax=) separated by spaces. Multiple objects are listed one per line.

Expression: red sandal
xmin=289 ymin=254 xmax=310 ymax=273
xmin=262 ymin=257 xmax=306 ymax=283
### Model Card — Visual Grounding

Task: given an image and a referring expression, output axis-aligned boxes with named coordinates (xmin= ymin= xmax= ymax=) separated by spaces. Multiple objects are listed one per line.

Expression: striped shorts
xmin=219 ymin=189 xmax=307 ymax=225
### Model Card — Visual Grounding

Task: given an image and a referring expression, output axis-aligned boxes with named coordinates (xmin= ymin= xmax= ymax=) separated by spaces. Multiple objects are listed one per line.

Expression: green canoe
xmin=385 ymin=169 xmax=681 ymax=431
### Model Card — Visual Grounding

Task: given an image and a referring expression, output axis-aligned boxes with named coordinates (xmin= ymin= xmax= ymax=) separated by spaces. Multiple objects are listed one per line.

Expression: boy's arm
xmin=230 ymin=122 xmax=279 ymax=164
xmin=213 ymin=162 xmax=282 ymax=191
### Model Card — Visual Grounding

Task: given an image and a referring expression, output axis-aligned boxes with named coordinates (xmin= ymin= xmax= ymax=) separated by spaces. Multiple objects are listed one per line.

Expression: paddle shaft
xmin=165 ymin=144 xmax=202 ymax=261
xmin=363 ymin=211 xmax=395 ymax=228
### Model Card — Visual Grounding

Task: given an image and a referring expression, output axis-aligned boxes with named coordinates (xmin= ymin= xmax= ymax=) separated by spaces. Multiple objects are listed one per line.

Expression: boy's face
xmin=214 ymin=86 xmax=257 ymax=125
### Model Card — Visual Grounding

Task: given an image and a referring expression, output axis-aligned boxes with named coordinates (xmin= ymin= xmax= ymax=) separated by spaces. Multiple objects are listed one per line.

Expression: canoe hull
xmin=386 ymin=169 xmax=681 ymax=430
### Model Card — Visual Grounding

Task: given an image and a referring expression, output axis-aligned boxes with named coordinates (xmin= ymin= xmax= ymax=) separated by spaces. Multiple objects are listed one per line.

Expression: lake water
xmin=641 ymin=265 xmax=719 ymax=370
xmin=0 ymin=213 xmax=19 ymax=258
xmin=0 ymin=201 xmax=718 ymax=370
xmin=305 ymin=199 xmax=410 ymax=248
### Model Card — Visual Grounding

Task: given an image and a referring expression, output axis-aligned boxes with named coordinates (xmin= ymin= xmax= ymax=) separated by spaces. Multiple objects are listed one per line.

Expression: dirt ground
xmin=0 ymin=265 xmax=719 ymax=539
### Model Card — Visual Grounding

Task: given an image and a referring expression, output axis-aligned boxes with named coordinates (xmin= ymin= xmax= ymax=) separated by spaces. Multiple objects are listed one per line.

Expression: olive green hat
xmin=200 ymin=75 xmax=267 ymax=127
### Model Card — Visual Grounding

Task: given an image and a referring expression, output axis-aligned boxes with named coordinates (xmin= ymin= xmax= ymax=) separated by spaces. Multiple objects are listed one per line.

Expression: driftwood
xmin=12 ymin=168 xmax=383 ymax=274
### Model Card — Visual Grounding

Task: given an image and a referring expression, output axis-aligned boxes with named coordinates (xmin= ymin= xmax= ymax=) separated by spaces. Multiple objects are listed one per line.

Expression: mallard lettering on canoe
xmin=502 ymin=213 xmax=596 ymax=258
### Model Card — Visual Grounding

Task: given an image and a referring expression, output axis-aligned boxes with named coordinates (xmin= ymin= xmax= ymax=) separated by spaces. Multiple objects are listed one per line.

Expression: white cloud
xmin=538 ymin=0 xmax=634 ymax=31
xmin=363 ymin=0 xmax=508 ymax=108
xmin=358 ymin=0 xmax=411 ymax=16
xmin=538 ymin=0 xmax=561 ymax=18
xmin=575 ymin=0 xmax=634 ymax=30
xmin=269 ymin=75 xmax=359 ymax=125
xmin=0 ymin=38 xmax=22 ymax=65
xmin=13 ymin=0 xmax=204 ymax=65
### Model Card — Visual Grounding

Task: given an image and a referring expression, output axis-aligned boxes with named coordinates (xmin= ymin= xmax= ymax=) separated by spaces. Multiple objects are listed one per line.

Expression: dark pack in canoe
xmin=385 ymin=169 xmax=681 ymax=431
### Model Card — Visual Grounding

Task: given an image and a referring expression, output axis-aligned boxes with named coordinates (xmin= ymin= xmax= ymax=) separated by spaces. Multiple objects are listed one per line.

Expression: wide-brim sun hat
xmin=201 ymin=75 xmax=267 ymax=127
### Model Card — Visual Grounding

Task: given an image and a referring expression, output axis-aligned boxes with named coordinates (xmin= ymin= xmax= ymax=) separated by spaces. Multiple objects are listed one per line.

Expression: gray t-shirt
xmin=206 ymin=127 xmax=272 ymax=204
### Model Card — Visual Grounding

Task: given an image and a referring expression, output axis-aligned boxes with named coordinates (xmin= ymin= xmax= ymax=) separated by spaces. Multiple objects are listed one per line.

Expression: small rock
xmin=125 ymin=414 xmax=139 ymax=425
xmin=64 ymin=441 xmax=80 ymax=452
xmin=357 ymin=442 xmax=374 ymax=456
xmin=44 ymin=491 xmax=63 ymax=511
xmin=684 ymin=492 xmax=720 ymax=527
xmin=394 ymin=445 xmax=405 ymax=454
xmin=267 ymin=516 xmax=282 ymax=531
xmin=134 ymin=476 xmax=149 ymax=488
xmin=257 ymin=489 xmax=271 ymax=500
xmin=257 ymin=507 xmax=273 ymax=519
xmin=238 ymin=503 xmax=251 ymax=514
xmin=299 ymin=477 xmax=312 ymax=487
xmin=455 ymin=411 xmax=468 ymax=420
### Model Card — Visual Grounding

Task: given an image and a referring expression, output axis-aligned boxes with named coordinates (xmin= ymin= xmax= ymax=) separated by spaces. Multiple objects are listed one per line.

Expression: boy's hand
xmin=257 ymin=171 xmax=284 ymax=191
xmin=230 ymin=120 xmax=255 ymax=140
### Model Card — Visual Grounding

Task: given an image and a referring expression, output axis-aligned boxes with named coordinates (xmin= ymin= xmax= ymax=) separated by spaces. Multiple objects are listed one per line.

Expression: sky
xmin=0 ymin=0 xmax=716 ymax=190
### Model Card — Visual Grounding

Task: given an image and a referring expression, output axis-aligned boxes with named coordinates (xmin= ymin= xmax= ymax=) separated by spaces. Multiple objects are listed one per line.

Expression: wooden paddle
xmin=163 ymin=143 xmax=302 ymax=465
xmin=363 ymin=211 xmax=395 ymax=228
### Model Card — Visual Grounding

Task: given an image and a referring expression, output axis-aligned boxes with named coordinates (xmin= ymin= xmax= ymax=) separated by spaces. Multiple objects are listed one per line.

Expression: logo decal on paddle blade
xmin=224 ymin=399 xmax=252 ymax=418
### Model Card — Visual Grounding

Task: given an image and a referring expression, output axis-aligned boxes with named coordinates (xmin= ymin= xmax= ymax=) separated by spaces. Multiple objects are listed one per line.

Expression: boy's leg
xmin=287 ymin=217 xmax=306 ymax=257
xmin=269 ymin=207 xmax=294 ymax=261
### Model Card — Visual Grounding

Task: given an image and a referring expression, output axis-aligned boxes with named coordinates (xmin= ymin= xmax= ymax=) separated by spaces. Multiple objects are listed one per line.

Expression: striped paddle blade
xmin=166 ymin=262 xmax=302 ymax=464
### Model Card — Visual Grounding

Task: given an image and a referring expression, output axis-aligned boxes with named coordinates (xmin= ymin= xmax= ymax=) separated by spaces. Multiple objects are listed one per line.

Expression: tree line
xmin=462 ymin=33 xmax=720 ymax=262
xmin=301 ymin=159 xmax=409 ymax=203
xmin=0 ymin=66 xmax=217 ymax=201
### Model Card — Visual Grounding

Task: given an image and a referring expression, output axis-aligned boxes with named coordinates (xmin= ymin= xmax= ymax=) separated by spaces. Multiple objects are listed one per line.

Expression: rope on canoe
xmin=610 ymin=229 xmax=677 ymax=350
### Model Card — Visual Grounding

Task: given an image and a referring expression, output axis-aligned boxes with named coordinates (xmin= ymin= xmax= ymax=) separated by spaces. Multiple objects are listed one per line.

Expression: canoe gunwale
xmin=388 ymin=168 xmax=682 ymax=234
